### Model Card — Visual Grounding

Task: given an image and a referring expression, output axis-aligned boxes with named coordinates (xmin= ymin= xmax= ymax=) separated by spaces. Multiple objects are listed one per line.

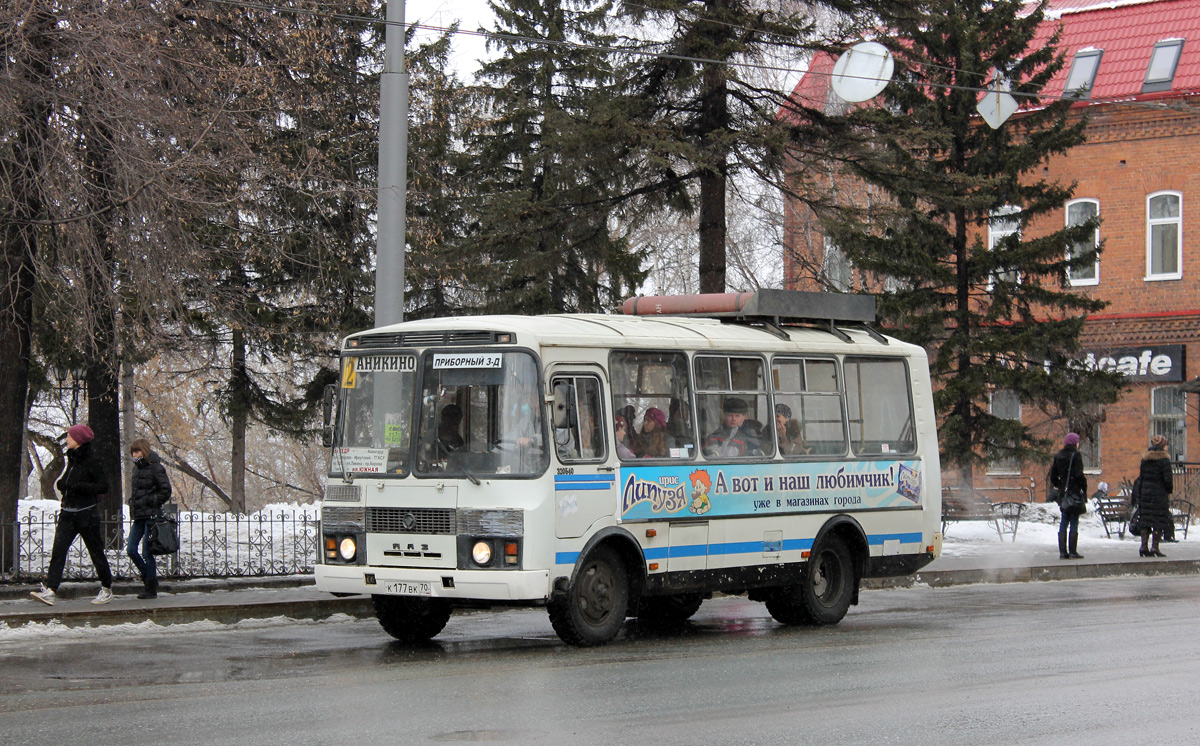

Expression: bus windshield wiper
xmin=446 ymin=454 xmax=481 ymax=486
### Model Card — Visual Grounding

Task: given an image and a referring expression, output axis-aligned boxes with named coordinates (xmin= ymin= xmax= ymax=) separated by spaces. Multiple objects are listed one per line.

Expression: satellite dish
xmin=977 ymin=78 xmax=1019 ymax=129
xmin=830 ymin=41 xmax=894 ymax=103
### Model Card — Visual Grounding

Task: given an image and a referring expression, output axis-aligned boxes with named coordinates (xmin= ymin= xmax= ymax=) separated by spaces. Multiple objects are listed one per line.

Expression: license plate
xmin=385 ymin=581 xmax=432 ymax=596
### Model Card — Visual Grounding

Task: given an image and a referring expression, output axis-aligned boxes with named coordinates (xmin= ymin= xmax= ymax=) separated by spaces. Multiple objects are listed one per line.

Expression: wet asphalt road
xmin=2 ymin=575 xmax=1199 ymax=746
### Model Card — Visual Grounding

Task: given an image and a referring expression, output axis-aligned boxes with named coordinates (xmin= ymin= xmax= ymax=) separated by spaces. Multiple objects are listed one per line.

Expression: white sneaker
xmin=91 ymin=587 xmax=113 ymax=605
xmin=30 ymin=586 xmax=56 ymax=606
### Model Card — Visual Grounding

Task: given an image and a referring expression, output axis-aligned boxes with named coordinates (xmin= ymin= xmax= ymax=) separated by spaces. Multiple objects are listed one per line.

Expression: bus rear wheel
xmin=373 ymin=595 xmax=452 ymax=643
xmin=548 ymin=545 xmax=629 ymax=647
xmin=636 ymin=593 xmax=704 ymax=626
xmin=766 ymin=536 xmax=855 ymax=626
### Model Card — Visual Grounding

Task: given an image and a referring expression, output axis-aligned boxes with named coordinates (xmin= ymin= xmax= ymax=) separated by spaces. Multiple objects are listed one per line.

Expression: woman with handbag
xmin=1136 ymin=435 xmax=1174 ymax=558
xmin=128 ymin=438 xmax=173 ymax=599
xmin=1049 ymin=432 xmax=1088 ymax=560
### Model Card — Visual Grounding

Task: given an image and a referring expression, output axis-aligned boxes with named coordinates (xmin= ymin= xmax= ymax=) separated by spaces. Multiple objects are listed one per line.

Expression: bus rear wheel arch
xmin=765 ymin=533 xmax=857 ymax=626
xmin=372 ymin=594 xmax=453 ymax=643
xmin=548 ymin=544 xmax=630 ymax=647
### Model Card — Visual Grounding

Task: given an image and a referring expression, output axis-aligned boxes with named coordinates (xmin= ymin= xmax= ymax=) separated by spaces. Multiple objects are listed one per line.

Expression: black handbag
xmin=1060 ymin=490 xmax=1087 ymax=515
xmin=146 ymin=512 xmax=179 ymax=556
xmin=1128 ymin=506 xmax=1142 ymax=536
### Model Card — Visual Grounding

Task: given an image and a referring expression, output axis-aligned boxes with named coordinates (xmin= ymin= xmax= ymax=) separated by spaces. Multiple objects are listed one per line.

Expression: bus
xmin=314 ymin=290 xmax=942 ymax=646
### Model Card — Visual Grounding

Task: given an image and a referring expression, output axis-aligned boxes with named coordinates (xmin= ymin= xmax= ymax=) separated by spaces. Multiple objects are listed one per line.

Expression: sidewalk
xmin=3 ymin=509 xmax=1198 ymax=630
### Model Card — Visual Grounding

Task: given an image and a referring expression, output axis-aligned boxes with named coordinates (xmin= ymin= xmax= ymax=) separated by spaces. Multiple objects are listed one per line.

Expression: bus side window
xmin=608 ymin=351 xmax=694 ymax=460
xmin=696 ymin=355 xmax=773 ymax=459
xmin=844 ymin=357 xmax=916 ymax=456
xmin=552 ymin=376 xmax=607 ymax=463
xmin=771 ymin=357 xmax=847 ymax=457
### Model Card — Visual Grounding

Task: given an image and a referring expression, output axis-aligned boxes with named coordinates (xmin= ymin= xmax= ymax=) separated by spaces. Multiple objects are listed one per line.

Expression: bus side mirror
xmin=321 ymin=383 xmax=337 ymax=448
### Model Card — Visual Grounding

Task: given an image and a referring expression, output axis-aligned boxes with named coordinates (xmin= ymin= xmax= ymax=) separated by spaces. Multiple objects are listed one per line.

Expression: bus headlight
xmin=471 ymin=541 xmax=493 ymax=565
xmin=339 ymin=536 xmax=358 ymax=562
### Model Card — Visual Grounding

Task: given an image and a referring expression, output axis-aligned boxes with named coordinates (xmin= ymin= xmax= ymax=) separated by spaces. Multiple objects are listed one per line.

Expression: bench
xmin=941 ymin=489 xmax=1025 ymax=542
xmin=1093 ymin=496 xmax=1132 ymax=539
xmin=1170 ymin=499 xmax=1193 ymax=541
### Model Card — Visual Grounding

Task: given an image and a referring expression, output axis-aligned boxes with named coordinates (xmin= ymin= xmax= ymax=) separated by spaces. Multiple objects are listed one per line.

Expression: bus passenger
xmin=703 ymin=397 xmax=763 ymax=458
xmin=633 ymin=407 xmax=674 ymax=458
xmin=775 ymin=403 xmax=807 ymax=456
xmin=614 ymin=415 xmax=636 ymax=460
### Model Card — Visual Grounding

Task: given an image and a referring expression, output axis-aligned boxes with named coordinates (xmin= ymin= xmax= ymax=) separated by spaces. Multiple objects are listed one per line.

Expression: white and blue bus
xmin=314 ymin=290 xmax=942 ymax=646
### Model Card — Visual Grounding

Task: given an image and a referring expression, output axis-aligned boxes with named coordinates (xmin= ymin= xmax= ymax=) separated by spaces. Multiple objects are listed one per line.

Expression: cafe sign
xmin=1080 ymin=344 xmax=1184 ymax=382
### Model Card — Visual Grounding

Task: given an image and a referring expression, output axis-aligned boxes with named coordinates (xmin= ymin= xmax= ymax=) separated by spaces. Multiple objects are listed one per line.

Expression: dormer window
xmin=1143 ymin=39 xmax=1184 ymax=93
xmin=1064 ymin=49 xmax=1103 ymax=99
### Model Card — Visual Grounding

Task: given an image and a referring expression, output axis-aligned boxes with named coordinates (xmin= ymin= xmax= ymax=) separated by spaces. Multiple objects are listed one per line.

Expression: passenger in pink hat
xmin=30 ymin=424 xmax=114 ymax=606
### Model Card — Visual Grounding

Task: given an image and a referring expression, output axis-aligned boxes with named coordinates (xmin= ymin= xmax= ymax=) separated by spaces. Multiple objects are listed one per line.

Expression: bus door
xmin=548 ymin=369 xmax=618 ymax=539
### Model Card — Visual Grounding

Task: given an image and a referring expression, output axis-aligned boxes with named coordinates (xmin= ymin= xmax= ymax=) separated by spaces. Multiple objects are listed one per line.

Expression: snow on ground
xmin=0 ymin=613 xmax=361 ymax=644
xmin=939 ymin=500 xmax=1195 ymax=558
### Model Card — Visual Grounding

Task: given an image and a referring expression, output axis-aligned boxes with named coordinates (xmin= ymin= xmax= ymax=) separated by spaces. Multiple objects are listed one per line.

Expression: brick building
xmin=783 ymin=0 xmax=1200 ymax=497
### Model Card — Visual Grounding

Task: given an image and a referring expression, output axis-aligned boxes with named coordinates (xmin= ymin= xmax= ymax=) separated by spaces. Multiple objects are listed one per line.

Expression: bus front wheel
xmin=548 ymin=545 xmax=629 ymax=647
xmin=372 ymin=595 xmax=452 ymax=643
xmin=766 ymin=535 xmax=855 ymax=626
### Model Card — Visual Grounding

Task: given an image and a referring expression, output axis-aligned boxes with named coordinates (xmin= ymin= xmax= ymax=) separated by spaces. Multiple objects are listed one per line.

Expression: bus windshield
xmin=332 ymin=352 xmax=417 ymax=477
xmin=414 ymin=350 xmax=547 ymax=478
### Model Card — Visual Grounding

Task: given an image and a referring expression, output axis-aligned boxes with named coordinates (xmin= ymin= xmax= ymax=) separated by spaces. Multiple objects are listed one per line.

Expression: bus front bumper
xmin=315 ymin=564 xmax=551 ymax=602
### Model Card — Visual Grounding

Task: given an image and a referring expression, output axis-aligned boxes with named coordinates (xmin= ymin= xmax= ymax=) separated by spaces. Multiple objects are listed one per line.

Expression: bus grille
xmin=323 ymin=485 xmax=361 ymax=502
xmin=354 ymin=331 xmax=500 ymax=349
xmin=322 ymin=506 xmax=365 ymax=528
xmin=366 ymin=507 xmax=457 ymax=535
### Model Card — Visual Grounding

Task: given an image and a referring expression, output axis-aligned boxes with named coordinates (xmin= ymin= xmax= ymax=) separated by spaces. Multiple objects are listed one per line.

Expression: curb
xmin=0 ymin=574 xmax=313 ymax=601
xmin=863 ymin=558 xmax=1200 ymax=589
xmin=0 ymin=595 xmax=374 ymax=629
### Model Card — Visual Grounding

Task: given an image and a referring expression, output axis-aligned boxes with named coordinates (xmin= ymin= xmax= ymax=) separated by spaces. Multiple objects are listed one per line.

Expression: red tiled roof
xmin=1035 ymin=0 xmax=1200 ymax=100
xmin=789 ymin=0 xmax=1200 ymax=108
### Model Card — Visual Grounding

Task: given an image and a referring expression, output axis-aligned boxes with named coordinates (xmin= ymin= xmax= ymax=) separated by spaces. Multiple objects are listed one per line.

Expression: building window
xmin=1150 ymin=387 xmax=1186 ymax=462
xmin=1146 ymin=191 xmax=1182 ymax=280
xmin=1143 ymin=39 xmax=1184 ymax=93
xmin=1064 ymin=49 xmax=1103 ymax=99
xmin=823 ymin=237 xmax=851 ymax=292
xmin=989 ymin=205 xmax=1022 ymax=287
xmin=1066 ymin=199 xmax=1099 ymax=285
xmin=987 ymin=389 xmax=1021 ymax=474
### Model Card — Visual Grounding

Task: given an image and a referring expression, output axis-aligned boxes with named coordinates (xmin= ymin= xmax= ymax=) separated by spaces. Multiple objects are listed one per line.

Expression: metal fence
xmin=1 ymin=507 xmax=320 ymax=583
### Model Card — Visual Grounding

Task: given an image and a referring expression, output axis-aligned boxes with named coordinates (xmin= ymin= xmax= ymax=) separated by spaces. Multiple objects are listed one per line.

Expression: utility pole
xmin=375 ymin=0 xmax=409 ymax=327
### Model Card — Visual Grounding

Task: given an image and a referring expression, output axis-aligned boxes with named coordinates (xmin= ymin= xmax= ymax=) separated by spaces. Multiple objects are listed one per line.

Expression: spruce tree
xmin=467 ymin=0 xmax=645 ymax=314
xmin=817 ymin=0 xmax=1125 ymax=479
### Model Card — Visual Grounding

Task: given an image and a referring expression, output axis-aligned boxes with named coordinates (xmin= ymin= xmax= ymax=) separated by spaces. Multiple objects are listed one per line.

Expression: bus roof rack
xmin=621 ymin=290 xmax=874 ymax=323
xmin=621 ymin=289 xmax=877 ymax=333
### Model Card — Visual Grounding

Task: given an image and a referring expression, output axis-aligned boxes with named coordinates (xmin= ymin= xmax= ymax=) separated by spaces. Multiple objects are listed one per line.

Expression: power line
xmin=197 ymin=0 xmax=1199 ymax=114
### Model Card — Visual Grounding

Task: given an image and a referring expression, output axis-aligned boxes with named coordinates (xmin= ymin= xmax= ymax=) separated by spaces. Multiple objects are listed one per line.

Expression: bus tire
xmin=372 ymin=595 xmax=452 ymax=643
xmin=766 ymin=536 xmax=855 ymax=626
xmin=548 ymin=545 xmax=629 ymax=647
xmin=636 ymin=593 xmax=704 ymax=626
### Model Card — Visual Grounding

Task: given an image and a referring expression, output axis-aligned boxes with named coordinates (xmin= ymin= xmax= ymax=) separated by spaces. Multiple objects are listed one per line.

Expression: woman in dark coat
xmin=30 ymin=425 xmax=114 ymax=606
xmin=1049 ymin=432 xmax=1088 ymax=560
xmin=1136 ymin=434 xmax=1174 ymax=558
xmin=128 ymin=437 xmax=173 ymax=598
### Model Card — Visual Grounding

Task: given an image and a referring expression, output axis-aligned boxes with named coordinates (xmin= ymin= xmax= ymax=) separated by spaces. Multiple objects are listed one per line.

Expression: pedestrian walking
xmin=1049 ymin=432 xmax=1087 ymax=560
xmin=30 ymin=425 xmax=115 ymax=606
xmin=1135 ymin=434 xmax=1174 ymax=558
xmin=128 ymin=438 xmax=173 ymax=599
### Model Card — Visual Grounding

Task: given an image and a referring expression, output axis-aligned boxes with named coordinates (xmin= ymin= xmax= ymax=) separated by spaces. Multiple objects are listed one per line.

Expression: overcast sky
xmin=403 ymin=0 xmax=496 ymax=79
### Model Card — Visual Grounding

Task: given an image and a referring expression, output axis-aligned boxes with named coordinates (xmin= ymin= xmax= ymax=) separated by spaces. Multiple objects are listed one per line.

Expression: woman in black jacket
xmin=1049 ymin=432 xmax=1088 ymax=560
xmin=1136 ymin=435 xmax=1174 ymax=558
xmin=30 ymin=425 xmax=114 ymax=606
xmin=127 ymin=438 xmax=173 ymax=598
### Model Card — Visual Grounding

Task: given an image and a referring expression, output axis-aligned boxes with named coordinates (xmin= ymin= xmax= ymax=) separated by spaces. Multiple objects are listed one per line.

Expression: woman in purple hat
xmin=30 ymin=425 xmax=115 ymax=606
xmin=1049 ymin=432 xmax=1088 ymax=560
xmin=633 ymin=407 xmax=674 ymax=458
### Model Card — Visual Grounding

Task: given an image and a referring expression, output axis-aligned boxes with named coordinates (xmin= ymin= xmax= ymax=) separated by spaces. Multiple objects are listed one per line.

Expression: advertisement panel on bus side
xmin=618 ymin=459 xmax=923 ymax=521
